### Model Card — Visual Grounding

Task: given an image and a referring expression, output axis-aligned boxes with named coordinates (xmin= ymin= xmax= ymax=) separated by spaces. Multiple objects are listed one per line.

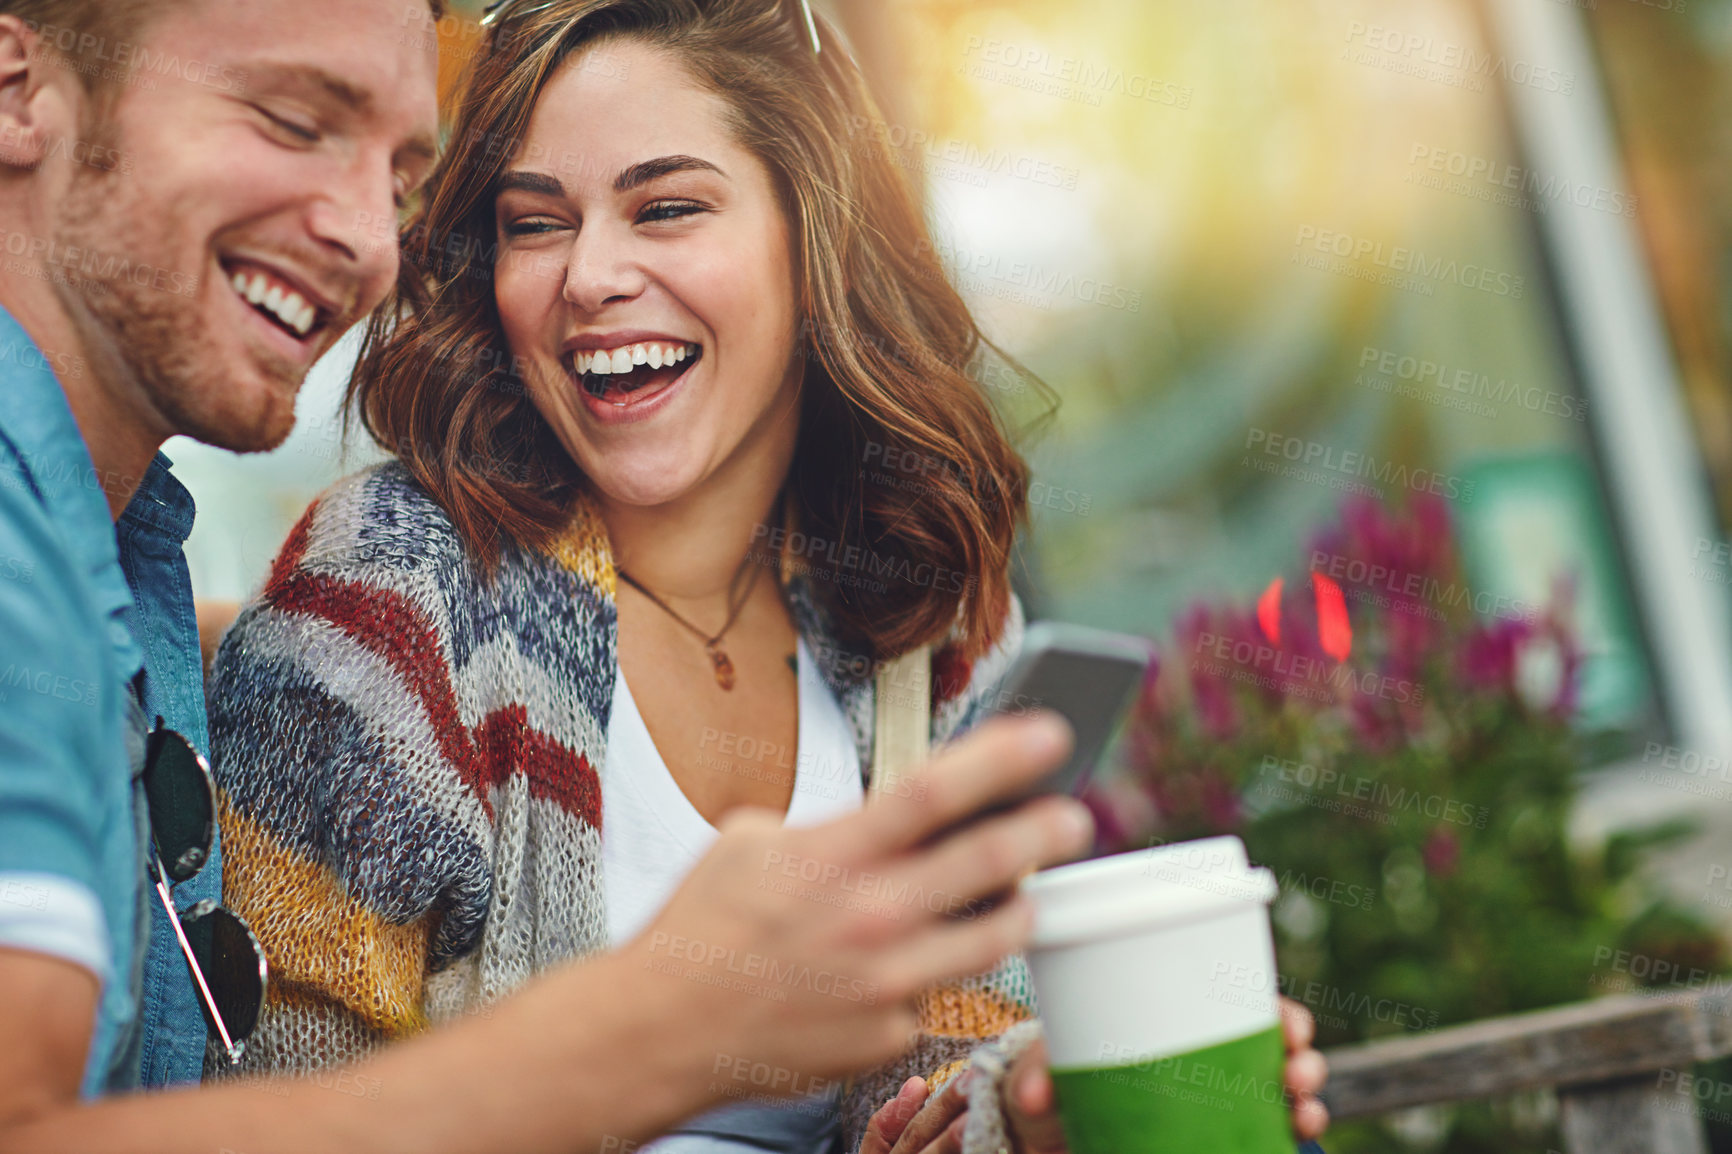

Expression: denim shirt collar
xmin=120 ymin=454 xmax=196 ymax=553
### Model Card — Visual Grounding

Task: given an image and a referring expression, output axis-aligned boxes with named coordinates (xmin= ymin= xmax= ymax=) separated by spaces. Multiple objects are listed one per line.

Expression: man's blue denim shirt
xmin=0 ymin=305 xmax=220 ymax=1095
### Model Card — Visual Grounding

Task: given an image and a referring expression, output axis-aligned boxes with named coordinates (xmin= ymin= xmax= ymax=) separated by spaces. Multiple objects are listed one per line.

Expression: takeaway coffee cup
xmin=1020 ymin=836 xmax=1289 ymax=1154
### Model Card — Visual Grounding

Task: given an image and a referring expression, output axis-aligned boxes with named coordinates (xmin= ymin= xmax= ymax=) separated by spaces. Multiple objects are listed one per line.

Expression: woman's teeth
xmin=572 ymin=342 xmax=696 ymax=376
xmin=230 ymin=270 xmax=317 ymax=337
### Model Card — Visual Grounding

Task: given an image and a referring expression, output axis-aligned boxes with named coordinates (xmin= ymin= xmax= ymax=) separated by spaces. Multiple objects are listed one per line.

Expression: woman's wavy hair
xmin=350 ymin=0 xmax=1043 ymax=662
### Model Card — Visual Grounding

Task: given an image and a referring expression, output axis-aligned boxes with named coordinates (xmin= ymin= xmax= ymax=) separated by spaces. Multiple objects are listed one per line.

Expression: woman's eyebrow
xmin=613 ymin=155 xmax=727 ymax=193
xmin=497 ymin=170 xmax=567 ymax=197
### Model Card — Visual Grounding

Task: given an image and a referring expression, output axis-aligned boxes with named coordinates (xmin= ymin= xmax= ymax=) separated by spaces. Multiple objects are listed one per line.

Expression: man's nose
xmin=307 ymin=161 xmax=402 ymax=302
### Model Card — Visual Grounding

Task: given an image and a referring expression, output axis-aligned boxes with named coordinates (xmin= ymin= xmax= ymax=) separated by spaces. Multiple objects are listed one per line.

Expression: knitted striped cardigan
xmin=206 ymin=461 xmax=1036 ymax=1151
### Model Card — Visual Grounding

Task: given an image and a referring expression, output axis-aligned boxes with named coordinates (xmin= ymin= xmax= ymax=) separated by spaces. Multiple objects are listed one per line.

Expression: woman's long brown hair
xmin=350 ymin=0 xmax=1043 ymax=662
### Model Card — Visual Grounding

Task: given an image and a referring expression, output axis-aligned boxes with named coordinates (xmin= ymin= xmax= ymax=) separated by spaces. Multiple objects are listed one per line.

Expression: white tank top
xmin=601 ymin=637 xmax=863 ymax=1153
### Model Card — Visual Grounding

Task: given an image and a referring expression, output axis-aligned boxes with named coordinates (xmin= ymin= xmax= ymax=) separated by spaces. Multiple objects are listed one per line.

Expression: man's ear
xmin=0 ymin=16 xmax=54 ymax=171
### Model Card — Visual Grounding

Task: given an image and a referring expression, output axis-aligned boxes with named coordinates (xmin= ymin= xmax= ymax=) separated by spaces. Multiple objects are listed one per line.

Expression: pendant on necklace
xmin=707 ymin=643 xmax=737 ymax=691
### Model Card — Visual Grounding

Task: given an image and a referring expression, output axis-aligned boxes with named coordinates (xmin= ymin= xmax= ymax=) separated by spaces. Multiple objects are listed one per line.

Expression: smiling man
xmin=19 ymin=4 xmax=427 ymax=484
xmin=0 ymin=2 xmax=1098 ymax=1151
xmin=0 ymin=0 xmax=440 ymax=1101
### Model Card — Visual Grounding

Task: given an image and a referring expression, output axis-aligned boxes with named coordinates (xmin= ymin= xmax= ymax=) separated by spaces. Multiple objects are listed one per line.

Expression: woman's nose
xmin=561 ymin=227 xmax=649 ymax=312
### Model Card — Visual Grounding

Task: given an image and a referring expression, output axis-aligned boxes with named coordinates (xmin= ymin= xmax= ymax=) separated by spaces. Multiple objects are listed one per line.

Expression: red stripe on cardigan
xmin=263 ymin=501 xmax=316 ymax=603
xmin=266 ymin=563 xmax=598 ymax=828
xmin=473 ymin=707 xmax=602 ymax=829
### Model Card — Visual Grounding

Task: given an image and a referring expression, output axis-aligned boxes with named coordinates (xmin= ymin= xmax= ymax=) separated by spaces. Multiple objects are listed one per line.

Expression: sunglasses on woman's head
xmin=479 ymin=0 xmax=824 ymax=55
xmin=141 ymin=721 xmax=268 ymax=1066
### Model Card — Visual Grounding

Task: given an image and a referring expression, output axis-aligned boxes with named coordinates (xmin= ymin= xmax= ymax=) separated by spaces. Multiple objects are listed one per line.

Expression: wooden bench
xmin=1321 ymin=989 xmax=1732 ymax=1153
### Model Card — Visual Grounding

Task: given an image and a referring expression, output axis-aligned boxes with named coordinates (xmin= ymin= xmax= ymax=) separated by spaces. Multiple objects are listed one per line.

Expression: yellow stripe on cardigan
xmin=218 ymin=792 xmax=432 ymax=1038
xmin=545 ymin=489 xmax=615 ymax=595
xmin=916 ymin=985 xmax=1032 ymax=1039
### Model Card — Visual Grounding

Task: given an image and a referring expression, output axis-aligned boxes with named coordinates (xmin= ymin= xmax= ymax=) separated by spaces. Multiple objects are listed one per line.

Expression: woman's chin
xmin=580 ymin=462 xmax=712 ymax=511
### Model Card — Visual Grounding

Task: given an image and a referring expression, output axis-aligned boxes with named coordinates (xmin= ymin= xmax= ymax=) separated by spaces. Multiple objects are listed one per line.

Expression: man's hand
xmin=623 ymin=713 xmax=1094 ymax=1082
xmin=864 ymin=996 xmax=1332 ymax=1154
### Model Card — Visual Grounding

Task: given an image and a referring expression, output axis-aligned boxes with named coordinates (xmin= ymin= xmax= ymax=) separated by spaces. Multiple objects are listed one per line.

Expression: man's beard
xmin=52 ymin=164 xmax=302 ymax=455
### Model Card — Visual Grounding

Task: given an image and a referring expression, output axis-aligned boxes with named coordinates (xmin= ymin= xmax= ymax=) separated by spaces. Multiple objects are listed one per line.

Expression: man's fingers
xmin=1279 ymin=997 xmax=1315 ymax=1052
xmin=887 ymin=796 xmax=1092 ymax=923
xmin=874 ymin=897 xmax=1036 ymax=1002
xmin=859 ymin=714 xmax=1074 ymax=852
xmin=888 ymin=1070 xmax=971 ymax=1154
xmin=1003 ymin=1042 xmax=1068 ymax=1154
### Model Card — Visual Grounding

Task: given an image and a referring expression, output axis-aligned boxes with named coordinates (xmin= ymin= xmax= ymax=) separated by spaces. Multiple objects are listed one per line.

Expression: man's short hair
xmin=0 ymin=0 xmax=446 ymax=97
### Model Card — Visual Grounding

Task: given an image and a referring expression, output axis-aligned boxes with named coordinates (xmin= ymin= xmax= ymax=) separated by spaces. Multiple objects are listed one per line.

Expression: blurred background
xmin=171 ymin=0 xmax=1732 ymax=1149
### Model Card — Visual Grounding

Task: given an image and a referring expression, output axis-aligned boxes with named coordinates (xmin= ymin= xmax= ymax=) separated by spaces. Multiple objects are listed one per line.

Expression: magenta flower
xmin=1423 ymin=827 xmax=1461 ymax=877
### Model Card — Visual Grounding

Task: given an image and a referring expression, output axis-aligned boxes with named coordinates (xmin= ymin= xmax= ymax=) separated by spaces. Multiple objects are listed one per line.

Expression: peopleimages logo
xmin=1356 ymin=345 xmax=1585 ymax=423
xmin=0 ymin=335 xmax=83 ymax=381
xmin=647 ymin=930 xmax=881 ymax=1005
xmin=1308 ymin=548 xmax=1539 ymax=624
xmin=1191 ymin=632 xmax=1426 ymax=706
xmin=1294 ymin=226 xmax=1526 ymax=299
xmin=959 ymin=37 xmax=1194 ymax=109
xmin=1407 ymin=144 xmax=1636 ymax=218
xmin=0 ymin=664 xmax=98 ymax=707
xmin=748 ymin=524 xmax=977 ymax=596
xmin=1259 ymin=756 xmax=1488 ymax=829
xmin=915 ymin=240 xmax=1143 ymax=313
xmin=0 ymin=228 xmax=199 ymax=299
xmin=845 ymin=116 xmax=1082 ymax=191
xmin=1342 ymin=21 xmax=1576 ymax=95
xmin=23 ymin=20 xmax=249 ymax=92
xmin=1245 ymin=428 xmax=1476 ymax=503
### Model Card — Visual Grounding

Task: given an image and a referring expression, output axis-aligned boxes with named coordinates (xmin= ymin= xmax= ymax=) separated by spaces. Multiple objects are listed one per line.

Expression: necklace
xmin=617 ymin=554 xmax=762 ymax=691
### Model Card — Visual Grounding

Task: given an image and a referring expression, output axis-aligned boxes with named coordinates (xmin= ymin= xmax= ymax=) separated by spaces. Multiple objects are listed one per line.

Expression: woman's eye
xmin=639 ymin=201 xmax=707 ymax=224
xmin=503 ymin=218 xmax=564 ymax=237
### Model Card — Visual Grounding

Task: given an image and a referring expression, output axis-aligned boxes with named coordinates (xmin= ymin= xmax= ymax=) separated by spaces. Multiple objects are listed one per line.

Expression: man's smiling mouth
xmin=222 ymin=259 xmax=334 ymax=342
xmin=567 ymin=339 xmax=702 ymax=405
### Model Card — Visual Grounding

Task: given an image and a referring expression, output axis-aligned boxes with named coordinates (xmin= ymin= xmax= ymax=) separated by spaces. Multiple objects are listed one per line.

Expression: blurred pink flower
xmin=1459 ymin=616 xmax=1533 ymax=695
xmin=1423 ymin=828 xmax=1460 ymax=877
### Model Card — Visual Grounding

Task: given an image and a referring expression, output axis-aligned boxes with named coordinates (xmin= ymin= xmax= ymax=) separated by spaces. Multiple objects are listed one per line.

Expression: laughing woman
xmin=205 ymin=2 xmax=1324 ymax=1151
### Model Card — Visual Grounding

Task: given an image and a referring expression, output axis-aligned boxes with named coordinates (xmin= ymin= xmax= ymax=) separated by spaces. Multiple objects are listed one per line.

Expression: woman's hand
xmin=863 ymin=996 xmax=1330 ymax=1154
xmin=859 ymin=1074 xmax=971 ymax=1154
xmin=1280 ymin=997 xmax=1331 ymax=1142
xmin=999 ymin=1000 xmax=1330 ymax=1150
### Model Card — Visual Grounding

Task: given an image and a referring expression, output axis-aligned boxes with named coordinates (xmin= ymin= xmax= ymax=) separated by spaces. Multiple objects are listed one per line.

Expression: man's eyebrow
xmin=245 ymin=61 xmax=435 ymax=171
xmin=497 ymin=170 xmax=567 ymax=198
xmin=614 ymin=155 xmax=726 ymax=193
xmin=402 ymin=134 xmax=439 ymax=166
xmin=243 ymin=61 xmax=375 ymax=114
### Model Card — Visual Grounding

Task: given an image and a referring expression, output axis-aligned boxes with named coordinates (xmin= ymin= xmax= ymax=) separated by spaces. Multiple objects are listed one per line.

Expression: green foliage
xmin=1100 ymin=495 xmax=1726 ymax=1153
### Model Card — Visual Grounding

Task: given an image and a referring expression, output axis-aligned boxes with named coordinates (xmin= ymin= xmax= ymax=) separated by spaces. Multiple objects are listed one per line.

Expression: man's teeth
xmin=574 ymin=342 xmax=696 ymax=376
xmin=230 ymin=271 xmax=317 ymax=337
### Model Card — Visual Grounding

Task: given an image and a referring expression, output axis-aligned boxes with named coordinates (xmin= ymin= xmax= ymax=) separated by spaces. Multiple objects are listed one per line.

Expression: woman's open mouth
xmin=567 ymin=340 xmax=701 ymax=407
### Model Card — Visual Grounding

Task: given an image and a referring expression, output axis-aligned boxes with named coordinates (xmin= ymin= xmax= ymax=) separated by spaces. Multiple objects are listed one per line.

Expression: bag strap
xmin=871 ymin=644 xmax=931 ymax=796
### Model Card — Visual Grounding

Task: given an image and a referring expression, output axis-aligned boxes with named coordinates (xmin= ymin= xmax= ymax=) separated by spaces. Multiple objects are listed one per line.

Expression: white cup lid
xmin=1022 ymin=836 xmax=1277 ymax=948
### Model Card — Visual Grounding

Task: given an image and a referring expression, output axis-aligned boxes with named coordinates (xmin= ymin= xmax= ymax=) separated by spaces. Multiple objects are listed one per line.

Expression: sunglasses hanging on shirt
xmin=141 ymin=721 xmax=268 ymax=1066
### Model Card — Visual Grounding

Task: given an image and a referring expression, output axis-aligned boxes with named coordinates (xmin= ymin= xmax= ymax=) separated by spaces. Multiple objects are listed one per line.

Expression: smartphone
xmin=986 ymin=620 xmax=1155 ymax=802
